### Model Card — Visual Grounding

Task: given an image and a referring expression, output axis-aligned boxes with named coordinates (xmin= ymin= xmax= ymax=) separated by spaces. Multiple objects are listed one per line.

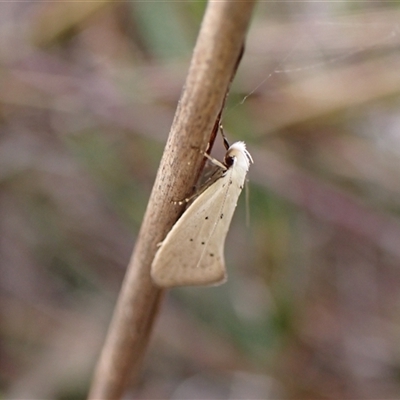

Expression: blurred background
xmin=1 ymin=1 xmax=400 ymax=399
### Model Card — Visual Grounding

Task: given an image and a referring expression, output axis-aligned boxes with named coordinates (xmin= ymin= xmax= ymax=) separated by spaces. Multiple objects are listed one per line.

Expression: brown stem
xmin=88 ymin=1 xmax=257 ymax=399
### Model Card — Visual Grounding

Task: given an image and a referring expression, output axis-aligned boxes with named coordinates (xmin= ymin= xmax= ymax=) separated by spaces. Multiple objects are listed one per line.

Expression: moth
xmin=151 ymin=139 xmax=253 ymax=288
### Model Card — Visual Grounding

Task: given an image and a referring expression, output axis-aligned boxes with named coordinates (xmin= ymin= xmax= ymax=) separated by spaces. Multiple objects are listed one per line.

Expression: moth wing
xmin=151 ymin=167 xmax=244 ymax=288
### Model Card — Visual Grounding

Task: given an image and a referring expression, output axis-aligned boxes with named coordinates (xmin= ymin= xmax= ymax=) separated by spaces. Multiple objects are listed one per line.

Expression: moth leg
xmin=202 ymin=124 xmax=229 ymax=164
xmin=175 ymin=126 xmax=229 ymax=206
xmin=173 ymin=191 xmax=197 ymax=206
xmin=219 ymin=124 xmax=230 ymax=150
xmin=204 ymin=152 xmax=226 ymax=169
xmin=173 ymin=164 xmax=226 ymax=206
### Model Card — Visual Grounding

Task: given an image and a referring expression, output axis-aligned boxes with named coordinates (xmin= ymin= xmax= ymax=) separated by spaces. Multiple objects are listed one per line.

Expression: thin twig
xmin=88 ymin=1 xmax=256 ymax=399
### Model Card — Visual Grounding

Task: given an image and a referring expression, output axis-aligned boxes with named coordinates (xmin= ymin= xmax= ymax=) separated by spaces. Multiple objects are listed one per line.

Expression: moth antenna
xmin=245 ymin=178 xmax=250 ymax=228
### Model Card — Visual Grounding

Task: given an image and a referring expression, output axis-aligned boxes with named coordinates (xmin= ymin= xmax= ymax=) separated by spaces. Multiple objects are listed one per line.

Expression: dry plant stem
xmin=88 ymin=1 xmax=256 ymax=399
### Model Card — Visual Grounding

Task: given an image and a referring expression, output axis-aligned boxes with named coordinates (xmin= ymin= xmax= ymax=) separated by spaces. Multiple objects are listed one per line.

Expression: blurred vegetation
xmin=1 ymin=1 xmax=400 ymax=399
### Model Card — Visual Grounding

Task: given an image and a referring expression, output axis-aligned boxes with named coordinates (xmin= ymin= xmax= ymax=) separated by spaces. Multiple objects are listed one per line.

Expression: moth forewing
xmin=151 ymin=141 xmax=252 ymax=288
xmin=151 ymin=176 xmax=229 ymax=287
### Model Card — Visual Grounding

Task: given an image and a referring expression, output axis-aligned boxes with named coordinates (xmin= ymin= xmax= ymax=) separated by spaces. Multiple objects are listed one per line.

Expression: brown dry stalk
xmin=88 ymin=1 xmax=257 ymax=399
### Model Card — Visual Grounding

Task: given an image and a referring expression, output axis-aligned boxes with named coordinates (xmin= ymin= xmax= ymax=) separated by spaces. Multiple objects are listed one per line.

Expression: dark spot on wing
xmin=220 ymin=213 xmax=224 ymax=219
xmin=209 ymin=253 xmax=214 ymax=257
xmin=201 ymin=241 xmax=205 ymax=245
xmin=205 ymin=216 xmax=209 ymax=220
xmin=190 ymin=238 xmax=193 ymax=242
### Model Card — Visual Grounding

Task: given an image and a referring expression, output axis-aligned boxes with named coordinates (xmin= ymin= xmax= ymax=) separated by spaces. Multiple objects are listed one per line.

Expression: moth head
xmin=224 ymin=141 xmax=253 ymax=171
